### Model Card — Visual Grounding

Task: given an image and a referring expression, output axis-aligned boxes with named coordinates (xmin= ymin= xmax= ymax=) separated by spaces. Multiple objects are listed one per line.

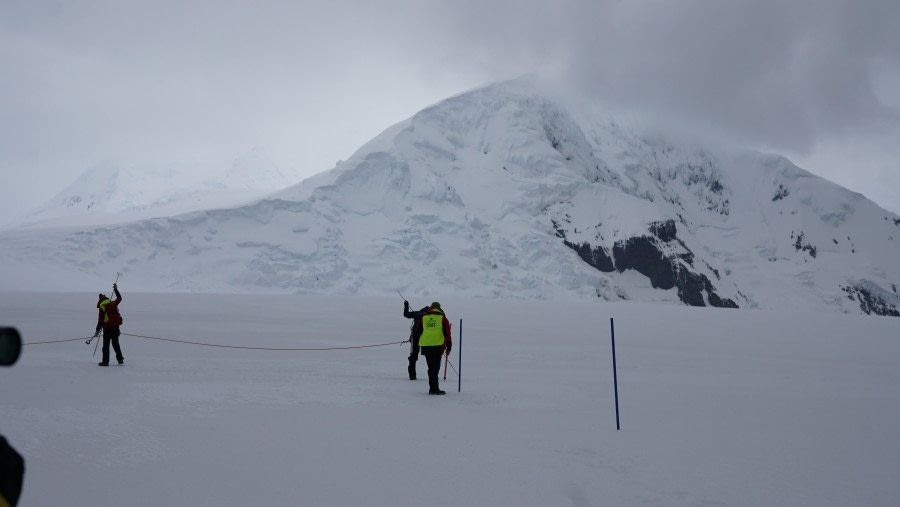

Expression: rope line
xmin=23 ymin=333 xmax=410 ymax=352
xmin=122 ymin=333 xmax=407 ymax=351
xmin=446 ymin=358 xmax=459 ymax=376
xmin=23 ymin=337 xmax=93 ymax=345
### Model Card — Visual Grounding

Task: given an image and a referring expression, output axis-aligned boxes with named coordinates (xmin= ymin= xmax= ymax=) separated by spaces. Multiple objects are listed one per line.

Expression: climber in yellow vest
xmin=411 ymin=302 xmax=452 ymax=395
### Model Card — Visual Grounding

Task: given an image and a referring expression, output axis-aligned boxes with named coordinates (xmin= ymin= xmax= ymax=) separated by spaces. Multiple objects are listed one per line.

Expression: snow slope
xmin=0 ymin=79 xmax=897 ymax=315
xmin=2 ymin=293 xmax=899 ymax=506
xmin=7 ymin=147 xmax=298 ymax=229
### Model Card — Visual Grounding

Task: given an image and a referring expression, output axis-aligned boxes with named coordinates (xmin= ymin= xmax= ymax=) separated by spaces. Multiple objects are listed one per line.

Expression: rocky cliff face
xmin=553 ymin=216 xmax=738 ymax=308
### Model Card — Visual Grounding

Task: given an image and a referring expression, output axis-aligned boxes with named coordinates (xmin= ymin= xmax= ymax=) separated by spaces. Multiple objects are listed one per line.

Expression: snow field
xmin=1 ymin=292 xmax=899 ymax=506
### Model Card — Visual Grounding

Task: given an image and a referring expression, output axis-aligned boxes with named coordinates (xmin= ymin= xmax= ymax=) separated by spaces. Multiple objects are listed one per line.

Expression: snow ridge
xmin=11 ymin=147 xmax=297 ymax=229
xmin=1 ymin=79 xmax=898 ymax=315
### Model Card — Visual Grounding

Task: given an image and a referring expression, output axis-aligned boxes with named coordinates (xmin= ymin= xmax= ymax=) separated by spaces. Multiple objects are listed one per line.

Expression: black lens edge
xmin=0 ymin=327 xmax=22 ymax=367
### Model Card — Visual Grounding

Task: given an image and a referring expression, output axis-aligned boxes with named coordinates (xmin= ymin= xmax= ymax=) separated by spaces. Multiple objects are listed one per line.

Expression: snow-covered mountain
xmin=1 ymin=79 xmax=898 ymax=315
xmin=10 ymin=147 xmax=297 ymax=228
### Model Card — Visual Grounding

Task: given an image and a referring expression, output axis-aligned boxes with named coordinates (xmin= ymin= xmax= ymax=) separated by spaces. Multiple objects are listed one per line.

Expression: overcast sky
xmin=2 ymin=0 xmax=899 ymax=221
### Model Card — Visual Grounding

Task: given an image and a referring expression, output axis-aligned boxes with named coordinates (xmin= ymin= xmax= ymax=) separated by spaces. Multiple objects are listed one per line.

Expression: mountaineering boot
xmin=429 ymin=389 xmax=446 ymax=395
xmin=117 ymin=356 xmax=124 ymax=365
xmin=98 ymin=362 xmax=109 ymax=366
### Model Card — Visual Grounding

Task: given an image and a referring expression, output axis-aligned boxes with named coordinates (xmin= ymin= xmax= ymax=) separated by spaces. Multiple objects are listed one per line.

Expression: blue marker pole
xmin=458 ymin=319 xmax=462 ymax=393
xmin=611 ymin=317 xmax=620 ymax=430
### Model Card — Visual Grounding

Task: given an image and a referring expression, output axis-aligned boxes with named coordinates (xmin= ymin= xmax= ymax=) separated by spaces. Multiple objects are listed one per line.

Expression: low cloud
xmin=1 ymin=0 xmax=898 ymax=215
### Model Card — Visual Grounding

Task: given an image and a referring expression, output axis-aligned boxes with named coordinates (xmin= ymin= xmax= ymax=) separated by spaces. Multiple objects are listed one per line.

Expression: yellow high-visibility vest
xmin=419 ymin=313 xmax=445 ymax=346
xmin=99 ymin=298 xmax=111 ymax=322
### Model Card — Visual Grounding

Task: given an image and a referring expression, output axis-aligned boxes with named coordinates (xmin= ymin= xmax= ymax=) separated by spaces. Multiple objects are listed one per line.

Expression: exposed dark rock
xmin=841 ymin=285 xmax=900 ymax=317
xmin=613 ymin=236 xmax=675 ymax=289
xmin=772 ymin=184 xmax=790 ymax=201
xmin=611 ymin=234 xmax=736 ymax=308
xmin=550 ymin=219 xmax=568 ymax=238
xmin=713 ymin=199 xmax=730 ymax=216
xmin=557 ymin=218 xmax=737 ymax=309
xmin=564 ymin=240 xmax=615 ymax=272
xmin=675 ymin=268 xmax=707 ymax=306
xmin=649 ymin=220 xmax=693 ymax=266
xmin=549 ymin=136 xmax=561 ymax=151
xmin=553 ymin=217 xmax=616 ymax=273
xmin=709 ymin=290 xmax=739 ymax=308
xmin=649 ymin=219 xmax=677 ymax=242
xmin=705 ymin=262 xmax=721 ymax=280
xmin=668 ymin=256 xmax=736 ymax=307
xmin=793 ymin=232 xmax=817 ymax=258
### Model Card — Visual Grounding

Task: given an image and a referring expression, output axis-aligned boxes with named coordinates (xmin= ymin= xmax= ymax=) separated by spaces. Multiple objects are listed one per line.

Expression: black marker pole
xmin=458 ymin=319 xmax=462 ymax=393
xmin=611 ymin=317 xmax=620 ymax=430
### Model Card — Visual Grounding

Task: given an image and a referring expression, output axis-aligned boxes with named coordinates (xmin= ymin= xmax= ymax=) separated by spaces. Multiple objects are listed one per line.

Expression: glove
xmin=445 ymin=342 xmax=452 ymax=354
xmin=93 ymin=330 xmax=100 ymax=338
xmin=403 ymin=300 xmax=409 ymax=310
xmin=113 ymin=283 xmax=117 ymax=290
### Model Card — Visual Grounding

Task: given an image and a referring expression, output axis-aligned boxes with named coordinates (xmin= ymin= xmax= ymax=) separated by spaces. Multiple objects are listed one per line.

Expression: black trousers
xmin=102 ymin=326 xmax=124 ymax=364
xmin=421 ymin=346 xmax=444 ymax=392
xmin=408 ymin=338 xmax=420 ymax=362
xmin=407 ymin=339 xmax=420 ymax=378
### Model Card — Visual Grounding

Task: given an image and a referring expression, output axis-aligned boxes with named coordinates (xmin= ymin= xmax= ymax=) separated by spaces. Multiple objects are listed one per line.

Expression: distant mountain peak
xmin=11 ymin=148 xmax=299 ymax=228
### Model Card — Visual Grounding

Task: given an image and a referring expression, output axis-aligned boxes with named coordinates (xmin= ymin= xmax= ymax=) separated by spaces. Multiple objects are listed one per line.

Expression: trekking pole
xmin=397 ymin=290 xmax=406 ymax=301
xmin=93 ymin=332 xmax=101 ymax=357
xmin=445 ymin=358 xmax=458 ymax=376
xmin=443 ymin=351 xmax=449 ymax=380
